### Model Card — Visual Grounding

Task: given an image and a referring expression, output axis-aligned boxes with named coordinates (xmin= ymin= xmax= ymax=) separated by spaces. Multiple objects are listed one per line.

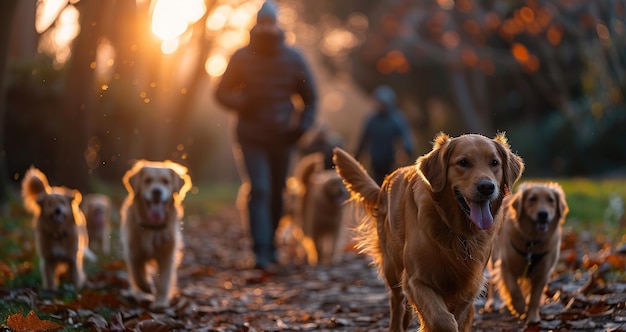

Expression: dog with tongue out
xmin=120 ymin=160 xmax=192 ymax=310
xmin=333 ymin=132 xmax=524 ymax=332
xmin=456 ymin=178 xmax=497 ymax=230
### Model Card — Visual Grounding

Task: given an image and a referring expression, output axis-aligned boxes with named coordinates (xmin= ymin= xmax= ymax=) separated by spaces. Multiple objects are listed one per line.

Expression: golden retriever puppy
xmin=485 ymin=182 xmax=568 ymax=323
xmin=292 ymin=153 xmax=349 ymax=265
xmin=81 ymin=194 xmax=112 ymax=255
xmin=21 ymin=167 xmax=91 ymax=291
xmin=333 ymin=132 xmax=524 ymax=331
xmin=120 ymin=160 xmax=192 ymax=310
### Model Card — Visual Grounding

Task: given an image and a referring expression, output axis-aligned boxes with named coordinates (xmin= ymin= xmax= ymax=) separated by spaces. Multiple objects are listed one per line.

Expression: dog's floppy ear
xmin=123 ymin=162 xmax=144 ymax=195
xmin=493 ymin=132 xmax=524 ymax=195
xmin=419 ymin=132 xmax=452 ymax=193
xmin=69 ymin=189 xmax=82 ymax=205
xmin=508 ymin=183 xmax=527 ymax=220
xmin=551 ymin=183 xmax=569 ymax=223
xmin=170 ymin=169 xmax=185 ymax=194
xmin=166 ymin=161 xmax=192 ymax=200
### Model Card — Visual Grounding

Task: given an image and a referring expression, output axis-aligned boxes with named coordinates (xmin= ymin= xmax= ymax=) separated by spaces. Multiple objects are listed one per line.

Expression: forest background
xmin=0 ymin=0 xmax=625 ymax=204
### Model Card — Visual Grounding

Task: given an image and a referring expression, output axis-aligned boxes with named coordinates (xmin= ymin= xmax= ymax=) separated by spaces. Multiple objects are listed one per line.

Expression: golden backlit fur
xmin=120 ymin=160 xmax=192 ymax=310
xmin=21 ymin=167 xmax=91 ymax=291
xmin=291 ymin=153 xmax=349 ymax=265
xmin=81 ymin=194 xmax=112 ymax=255
xmin=486 ymin=182 xmax=568 ymax=323
xmin=333 ymin=133 xmax=524 ymax=331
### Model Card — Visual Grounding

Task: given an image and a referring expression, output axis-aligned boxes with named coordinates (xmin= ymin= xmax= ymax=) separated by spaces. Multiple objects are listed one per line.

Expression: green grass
xmin=521 ymin=177 xmax=626 ymax=239
xmin=184 ymin=182 xmax=240 ymax=216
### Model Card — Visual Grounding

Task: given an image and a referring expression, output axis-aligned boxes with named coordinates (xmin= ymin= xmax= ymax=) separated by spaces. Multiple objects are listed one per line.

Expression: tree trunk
xmin=55 ymin=0 xmax=107 ymax=192
xmin=0 ymin=0 xmax=19 ymax=208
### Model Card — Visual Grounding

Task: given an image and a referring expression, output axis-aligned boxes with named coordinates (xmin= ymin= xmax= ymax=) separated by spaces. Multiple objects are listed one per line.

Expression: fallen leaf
xmin=71 ymin=288 xmax=104 ymax=310
xmin=135 ymin=319 xmax=171 ymax=332
xmin=86 ymin=314 xmax=109 ymax=329
xmin=6 ymin=310 xmax=63 ymax=331
xmin=606 ymin=254 xmax=626 ymax=270
xmin=108 ymin=312 xmax=127 ymax=331
xmin=585 ymin=301 xmax=614 ymax=317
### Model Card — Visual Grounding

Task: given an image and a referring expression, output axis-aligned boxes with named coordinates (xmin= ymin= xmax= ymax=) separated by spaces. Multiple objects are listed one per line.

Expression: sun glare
xmin=36 ymin=1 xmax=80 ymax=68
xmin=205 ymin=54 xmax=228 ymax=77
xmin=151 ymin=0 xmax=206 ymax=41
xmin=36 ymin=0 xmax=67 ymax=33
xmin=95 ymin=38 xmax=116 ymax=82
xmin=206 ymin=5 xmax=232 ymax=31
xmin=36 ymin=0 xmax=283 ymax=76
xmin=203 ymin=1 xmax=265 ymax=77
xmin=54 ymin=6 xmax=80 ymax=46
xmin=161 ymin=38 xmax=180 ymax=54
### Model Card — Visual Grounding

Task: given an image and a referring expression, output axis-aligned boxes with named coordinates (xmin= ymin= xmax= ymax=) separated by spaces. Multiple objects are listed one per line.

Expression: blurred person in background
xmin=355 ymin=85 xmax=415 ymax=185
xmin=214 ymin=1 xmax=318 ymax=272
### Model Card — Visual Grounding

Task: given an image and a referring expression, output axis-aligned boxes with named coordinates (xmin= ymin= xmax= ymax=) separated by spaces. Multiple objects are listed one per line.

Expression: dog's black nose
xmin=537 ymin=210 xmax=549 ymax=222
xmin=151 ymin=189 xmax=162 ymax=202
xmin=477 ymin=180 xmax=495 ymax=197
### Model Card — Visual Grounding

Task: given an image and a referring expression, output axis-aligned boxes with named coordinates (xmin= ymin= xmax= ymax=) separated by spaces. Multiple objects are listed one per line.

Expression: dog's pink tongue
xmin=470 ymin=200 xmax=493 ymax=230
xmin=147 ymin=205 xmax=165 ymax=225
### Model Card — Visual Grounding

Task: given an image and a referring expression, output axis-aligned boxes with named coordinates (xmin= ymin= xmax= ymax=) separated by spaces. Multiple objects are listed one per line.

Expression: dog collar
xmin=510 ymin=240 xmax=548 ymax=277
xmin=47 ymin=230 xmax=69 ymax=240
xmin=139 ymin=223 xmax=168 ymax=230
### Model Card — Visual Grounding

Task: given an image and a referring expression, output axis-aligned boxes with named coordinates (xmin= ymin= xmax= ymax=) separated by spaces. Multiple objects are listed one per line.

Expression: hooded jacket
xmin=355 ymin=86 xmax=414 ymax=165
xmin=214 ymin=22 xmax=317 ymax=146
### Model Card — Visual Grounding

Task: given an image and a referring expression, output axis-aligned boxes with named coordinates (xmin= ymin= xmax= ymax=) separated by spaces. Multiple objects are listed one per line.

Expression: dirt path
xmin=176 ymin=206 xmax=524 ymax=331
xmin=176 ymin=205 xmax=626 ymax=332
xmin=3 ymin=204 xmax=626 ymax=331
xmin=177 ymin=206 xmax=394 ymax=331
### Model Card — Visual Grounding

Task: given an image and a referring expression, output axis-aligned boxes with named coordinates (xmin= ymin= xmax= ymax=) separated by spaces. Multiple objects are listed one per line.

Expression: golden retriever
xmin=120 ymin=160 xmax=192 ymax=310
xmin=333 ymin=132 xmax=524 ymax=331
xmin=291 ymin=153 xmax=349 ymax=265
xmin=485 ymin=181 xmax=568 ymax=323
xmin=81 ymin=194 xmax=112 ymax=255
xmin=21 ymin=167 xmax=92 ymax=291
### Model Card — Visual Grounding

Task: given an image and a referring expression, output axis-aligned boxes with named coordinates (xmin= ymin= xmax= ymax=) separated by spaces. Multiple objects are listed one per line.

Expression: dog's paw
xmin=483 ymin=297 xmax=504 ymax=312
xmin=525 ymin=311 xmax=541 ymax=324
xmin=150 ymin=299 xmax=170 ymax=311
xmin=505 ymin=300 xmax=527 ymax=320
xmin=122 ymin=288 xmax=154 ymax=304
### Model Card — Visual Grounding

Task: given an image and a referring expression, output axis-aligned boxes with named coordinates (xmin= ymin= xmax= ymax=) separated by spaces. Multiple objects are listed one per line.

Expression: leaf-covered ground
xmin=2 ymin=205 xmax=626 ymax=331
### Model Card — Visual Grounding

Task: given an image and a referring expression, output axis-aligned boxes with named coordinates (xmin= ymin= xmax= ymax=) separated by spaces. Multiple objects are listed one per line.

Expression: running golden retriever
xmin=21 ymin=167 xmax=92 ymax=291
xmin=120 ymin=160 xmax=192 ymax=310
xmin=333 ymin=132 xmax=524 ymax=331
xmin=485 ymin=181 xmax=568 ymax=323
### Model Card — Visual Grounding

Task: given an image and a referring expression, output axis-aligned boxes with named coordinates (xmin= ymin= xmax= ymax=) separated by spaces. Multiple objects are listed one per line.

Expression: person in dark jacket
xmin=355 ymin=85 xmax=414 ymax=185
xmin=214 ymin=1 xmax=317 ymax=271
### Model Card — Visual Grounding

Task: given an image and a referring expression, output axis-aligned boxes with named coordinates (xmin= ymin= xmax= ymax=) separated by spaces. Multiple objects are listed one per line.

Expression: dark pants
xmin=372 ymin=158 xmax=393 ymax=185
xmin=238 ymin=141 xmax=292 ymax=268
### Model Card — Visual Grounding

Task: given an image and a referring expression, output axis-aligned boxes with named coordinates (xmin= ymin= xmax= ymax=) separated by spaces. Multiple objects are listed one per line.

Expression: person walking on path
xmin=355 ymin=85 xmax=415 ymax=185
xmin=214 ymin=1 xmax=318 ymax=271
